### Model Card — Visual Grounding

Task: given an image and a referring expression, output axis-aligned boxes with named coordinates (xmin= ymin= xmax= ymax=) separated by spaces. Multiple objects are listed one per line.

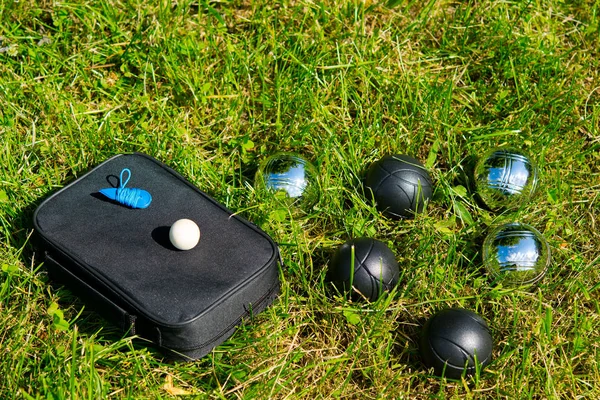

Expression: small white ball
xmin=169 ymin=219 xmax=200 ymax=251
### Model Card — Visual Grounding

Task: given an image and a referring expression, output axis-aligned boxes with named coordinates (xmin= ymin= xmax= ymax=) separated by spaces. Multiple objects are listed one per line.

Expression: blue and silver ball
xmin=474 ymin=147 xmax=538 ymax=210
xmin=482 ymin=222 xmax=551 ymax=286
xmin=255 ymin=152 xmax=319 ymax=209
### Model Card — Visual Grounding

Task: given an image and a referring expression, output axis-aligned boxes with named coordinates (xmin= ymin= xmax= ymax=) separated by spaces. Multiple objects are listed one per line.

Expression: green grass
xmin=1 ymin=0 xmax=599 ymax=398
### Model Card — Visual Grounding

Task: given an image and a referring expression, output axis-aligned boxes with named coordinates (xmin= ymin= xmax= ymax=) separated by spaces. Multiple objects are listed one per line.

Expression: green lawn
xmin=1 ymin=0 xmax=599 ymax=398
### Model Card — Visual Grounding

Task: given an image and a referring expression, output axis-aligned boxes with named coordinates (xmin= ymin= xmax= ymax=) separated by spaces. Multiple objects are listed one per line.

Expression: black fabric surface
xmin=35 ymin=153 xmax=276 ymax=325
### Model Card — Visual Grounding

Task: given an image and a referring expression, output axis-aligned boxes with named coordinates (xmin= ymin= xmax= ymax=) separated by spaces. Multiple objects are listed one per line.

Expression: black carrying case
xmin=33 ymin=153 xmax=280 ymax=360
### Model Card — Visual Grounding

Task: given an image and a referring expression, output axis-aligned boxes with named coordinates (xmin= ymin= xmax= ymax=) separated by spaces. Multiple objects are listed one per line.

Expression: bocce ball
xmin=169 ymin=219 xmax=200 ymax=251
xmin=420 ymin=308 xmax=493 ymax=379
xmin=483 ymin=222 xmax=551 ymax=286
xmin=364 ymin=155 xmax=433 ymax=219
xmin=328 ymin=237 xmax=399 ymax=301
xmin=255 ymin=152 xmax=319 ymax=208
xmin=474 ymin=147 xmax=538 ymax=210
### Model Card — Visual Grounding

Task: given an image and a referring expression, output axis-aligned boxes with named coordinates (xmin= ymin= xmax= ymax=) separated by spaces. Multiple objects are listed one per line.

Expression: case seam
xmin=162 ymin=281 xmax=280 ymax=352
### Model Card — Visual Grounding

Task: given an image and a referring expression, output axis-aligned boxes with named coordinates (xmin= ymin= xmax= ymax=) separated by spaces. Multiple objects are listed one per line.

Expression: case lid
xmin=34 ymin=153 xmax=277 ymax=325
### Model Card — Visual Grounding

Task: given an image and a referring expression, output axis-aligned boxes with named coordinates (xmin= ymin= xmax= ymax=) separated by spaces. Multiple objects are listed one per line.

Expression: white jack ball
xmin=169 ymin=219 xmax=200 ymax=251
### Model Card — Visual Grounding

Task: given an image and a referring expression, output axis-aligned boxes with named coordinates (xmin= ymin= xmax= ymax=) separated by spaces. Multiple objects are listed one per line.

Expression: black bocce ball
xmin=328 ymin=237 xmax=399 ymax=302
xmin=419 ymin=308 xmax=493 ymax=379
xmin=364 ymin=155 xmax=433 ymax=219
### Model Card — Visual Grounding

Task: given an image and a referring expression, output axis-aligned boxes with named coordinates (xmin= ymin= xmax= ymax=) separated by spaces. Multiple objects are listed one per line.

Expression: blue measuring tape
xmin=99 ymin=168 xmax=152 ymax=209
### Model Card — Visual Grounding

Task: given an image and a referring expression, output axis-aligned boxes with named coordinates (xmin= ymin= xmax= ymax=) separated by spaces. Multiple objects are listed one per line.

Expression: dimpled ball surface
xmin=483 ymin=222 xmax=551 ymax=286
xmin=255 ymin=152 xmax=319 ymax=209
xmin=474 ymin=147 xmax=538 ymax=210
xmin=328 ymin=237 xmax=399 ymax=301
xmin=365 ymin=155 xmax=433 ymax=219
xmin=420 ymin=308 xmax=493 ymax=379
xmin=169 ymin=218 xmax=201 ymax=251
